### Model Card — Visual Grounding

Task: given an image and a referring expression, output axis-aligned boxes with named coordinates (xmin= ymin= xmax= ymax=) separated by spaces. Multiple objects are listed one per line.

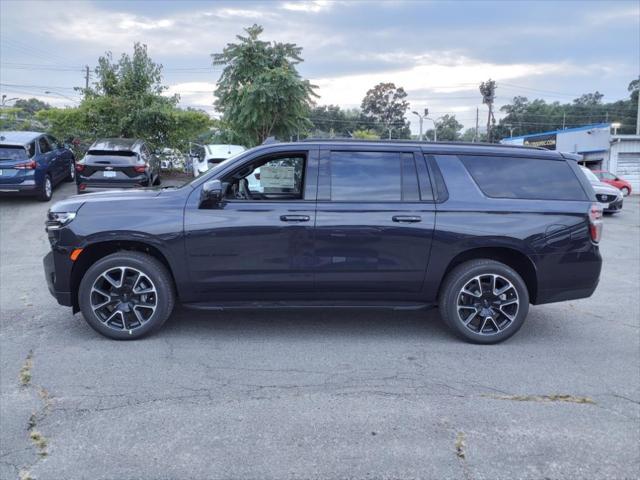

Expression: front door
xmin=184 ymin=147 xmax=319 ymax=299
xmin=314 ymin=146 xmax=435 ymax=294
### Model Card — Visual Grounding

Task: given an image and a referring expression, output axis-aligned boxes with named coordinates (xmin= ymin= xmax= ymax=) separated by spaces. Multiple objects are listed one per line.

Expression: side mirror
xmin=200 ymin=179 xmax=224 ymax=208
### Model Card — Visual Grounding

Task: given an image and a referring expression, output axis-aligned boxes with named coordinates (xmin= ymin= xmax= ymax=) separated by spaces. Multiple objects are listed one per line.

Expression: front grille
xmin=596 ymin=193 xmax=617 ymax=203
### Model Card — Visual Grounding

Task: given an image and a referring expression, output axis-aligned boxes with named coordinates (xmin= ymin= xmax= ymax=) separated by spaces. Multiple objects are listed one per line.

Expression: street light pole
xmin=425 ymin=116 xmax=437 ymax=142
xmin=412 ymin=110 xmax=425 ymax=141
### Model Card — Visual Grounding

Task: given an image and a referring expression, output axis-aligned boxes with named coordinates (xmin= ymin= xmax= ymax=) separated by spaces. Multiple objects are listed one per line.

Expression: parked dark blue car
xmin=0 ymin=131 xmax=75 ymax=201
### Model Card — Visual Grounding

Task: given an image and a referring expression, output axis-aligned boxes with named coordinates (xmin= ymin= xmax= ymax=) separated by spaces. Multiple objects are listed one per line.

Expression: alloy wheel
xmin=44 ymin=177 xmax=52 ymax=198
xmin=90 ymin=266 xmax=158 ymax=333
xmin=456 ymin=274 xmax=519 ymax=335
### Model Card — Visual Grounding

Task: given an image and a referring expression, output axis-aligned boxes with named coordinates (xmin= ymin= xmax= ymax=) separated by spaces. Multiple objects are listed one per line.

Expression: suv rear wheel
xmin=37 ymin=174 xmax=53 ymax=202
xmin=438 ymin=259 xmax=529 ymax=344
xmin=78 ymin=251 xmax=175 ymax=340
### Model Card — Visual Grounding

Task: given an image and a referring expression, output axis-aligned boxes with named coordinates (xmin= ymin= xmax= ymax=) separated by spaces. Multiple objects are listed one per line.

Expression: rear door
xmin=314 ymin=145 xmax=436 ymax=294
xmin=37 ymin=136 xmax=58 ymax=179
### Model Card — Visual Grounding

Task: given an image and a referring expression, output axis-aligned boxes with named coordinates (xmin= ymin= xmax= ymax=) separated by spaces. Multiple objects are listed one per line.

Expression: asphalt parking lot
xmin=1 ymin=182 xmax=639 ymax=480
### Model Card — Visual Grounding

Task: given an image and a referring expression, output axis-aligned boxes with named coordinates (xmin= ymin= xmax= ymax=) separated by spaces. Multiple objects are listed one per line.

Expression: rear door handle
xmin=392 ymin=215 xmax=422 ymax=223
xmin=280 ymin=215 xmax=310 ymax=222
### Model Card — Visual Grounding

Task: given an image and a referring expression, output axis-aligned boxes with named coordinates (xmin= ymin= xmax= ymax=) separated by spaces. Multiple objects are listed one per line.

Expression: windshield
xmin=0 ymin=146 xmax=29 ymax=161
xmin=580 ymin=166 xmax=600 ymax=183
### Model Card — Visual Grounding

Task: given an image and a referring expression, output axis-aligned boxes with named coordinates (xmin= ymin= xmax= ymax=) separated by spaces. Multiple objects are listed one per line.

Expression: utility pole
xmin=479 ymin=79 xmax=496 ymax=142
xmin=562 ymin=112 xmax=566 ymax=130
xmin=636 ymin=88 xmax=640 ymax=135
xmin=84 ymin=65 xmax=90 ymax=90
xmin=475 ymin=108 xmax=479 ymax=142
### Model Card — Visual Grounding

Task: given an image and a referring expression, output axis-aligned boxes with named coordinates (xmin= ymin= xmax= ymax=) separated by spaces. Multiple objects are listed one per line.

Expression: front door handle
xmin=392 ymin=215 xmax=422 ymax=223
xmin=280 ymin=215 xmax=310 ymax=222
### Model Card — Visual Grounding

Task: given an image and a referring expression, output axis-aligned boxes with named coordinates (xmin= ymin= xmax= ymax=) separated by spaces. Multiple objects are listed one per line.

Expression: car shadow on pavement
xmin=158 ymin=305 xmax=453 ymax=342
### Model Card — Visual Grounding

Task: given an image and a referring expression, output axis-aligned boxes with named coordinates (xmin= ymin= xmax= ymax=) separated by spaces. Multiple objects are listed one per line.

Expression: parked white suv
xmin=192 ymin=144 xmax=245 ymax=177
xmin=580 ymin=166 xmax=623 ymax=214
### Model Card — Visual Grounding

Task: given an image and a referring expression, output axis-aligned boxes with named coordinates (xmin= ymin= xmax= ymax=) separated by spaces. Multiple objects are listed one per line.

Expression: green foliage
xmin=212 ymin=24 xmax=317 ymax=147
xmin=496 ymin=78 xmax=639 ymax=138
xmin=308 ymin=105 xmax=364 ymax=137
xmin=13 ymin=98 xmax=51 ymax=115
xmin=425 ymin=114 xmax=463 ymax=141
xmin=351 ymin=129 xmax=380 ymax=140
xmin=361 ymin=82 xmax=411 ymax=139
xmin=33 ymin=43 xmax=212 ymax=154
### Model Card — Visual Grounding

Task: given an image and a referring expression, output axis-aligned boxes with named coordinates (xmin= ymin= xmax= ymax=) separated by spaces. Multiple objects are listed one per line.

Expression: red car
xmin=593 ymin=170 xmax=632 ymax=196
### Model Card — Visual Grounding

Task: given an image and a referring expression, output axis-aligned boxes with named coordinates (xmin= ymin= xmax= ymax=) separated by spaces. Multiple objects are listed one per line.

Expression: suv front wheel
xmin=438 ymin=259 xmax=529 ymax=344
xmin=78 ymin=251 xmax=175 ymax=340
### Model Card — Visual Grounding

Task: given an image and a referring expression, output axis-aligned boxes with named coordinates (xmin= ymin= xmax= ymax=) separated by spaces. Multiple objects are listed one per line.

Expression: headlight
xmin=45 ymin=211 xmax=76 ymax=231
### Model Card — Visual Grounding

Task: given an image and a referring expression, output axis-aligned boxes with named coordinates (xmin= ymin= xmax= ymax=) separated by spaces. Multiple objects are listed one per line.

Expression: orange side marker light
xmin=69 ymin=248 xmax=83 ymax=261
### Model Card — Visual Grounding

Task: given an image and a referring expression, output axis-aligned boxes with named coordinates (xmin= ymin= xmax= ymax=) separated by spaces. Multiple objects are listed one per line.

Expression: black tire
xmin=65 ymin=160 xmax=76 ymax=182
xmin=37 ymin=174 xmax=53 ymax=202
xmin=621 ymin=187 xmax=630 ymax=197
xmin=78 ymin=251 xmax=175 ymax=340
xmin=438 ymin=259 xmax=529 ymax=344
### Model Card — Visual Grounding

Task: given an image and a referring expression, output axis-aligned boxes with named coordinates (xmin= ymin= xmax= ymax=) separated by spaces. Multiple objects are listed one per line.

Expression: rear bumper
xmin=43 ymin=250 xmax=73 ymax=307
xmin=532 ymin=245 xmax=602 ymax=305
xmin=0 ymin=182 xmax=38 ymax=194
xmin=77 ymin=178 xmax=151 ymax=192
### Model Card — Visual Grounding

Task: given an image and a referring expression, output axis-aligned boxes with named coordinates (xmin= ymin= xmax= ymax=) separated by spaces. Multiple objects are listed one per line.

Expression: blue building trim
xmin=502 ymin=123 xmax=611 ymax=142
xmin=576 ymin=148 xmax=608 ymax=154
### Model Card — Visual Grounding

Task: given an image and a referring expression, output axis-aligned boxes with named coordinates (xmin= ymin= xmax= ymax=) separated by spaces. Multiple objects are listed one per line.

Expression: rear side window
xmin=330 ymin=151 xmax=401 ymax=201
xmin=460 ymin=155 xmax=587 ymax=201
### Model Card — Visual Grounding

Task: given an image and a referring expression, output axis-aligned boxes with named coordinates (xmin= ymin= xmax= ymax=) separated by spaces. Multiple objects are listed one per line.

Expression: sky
xmin=0 ymin=0 xmax=638 ymax=134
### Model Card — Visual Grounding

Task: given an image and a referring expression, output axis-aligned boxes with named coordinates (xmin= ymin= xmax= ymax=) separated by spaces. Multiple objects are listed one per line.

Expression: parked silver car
xmin=580 ymin=166 xmax=623 ymax=214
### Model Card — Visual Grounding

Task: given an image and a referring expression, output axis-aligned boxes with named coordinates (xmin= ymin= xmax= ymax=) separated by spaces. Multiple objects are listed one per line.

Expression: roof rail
xmin=299 ymin=138 xmax=547 ymax=150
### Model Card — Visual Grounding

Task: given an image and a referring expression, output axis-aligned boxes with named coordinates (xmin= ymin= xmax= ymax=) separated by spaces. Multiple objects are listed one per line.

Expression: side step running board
xmin=182 ymin=301 xmax=434 ymax=312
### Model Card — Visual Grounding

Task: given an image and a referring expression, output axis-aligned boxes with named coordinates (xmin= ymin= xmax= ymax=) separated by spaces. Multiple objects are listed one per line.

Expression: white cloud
xmin=280 ymin=0 xmax=333 ymax=13
xmin=311 ymin=55 xmax=576 ymax=107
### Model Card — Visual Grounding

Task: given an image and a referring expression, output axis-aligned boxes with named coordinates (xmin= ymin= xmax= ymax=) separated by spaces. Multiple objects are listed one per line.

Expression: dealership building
xmin=501 ymin=123 xmax=640 ymax=193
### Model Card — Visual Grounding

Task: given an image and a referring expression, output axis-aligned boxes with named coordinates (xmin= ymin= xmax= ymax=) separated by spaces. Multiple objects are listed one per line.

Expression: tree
xmin=361 ymin=82 xmax=410 ymax=139
xmin=13 ymin=98 xmax=51 ymax=115
xmin=479 ymin=79 xmax=497 ymax=142
xmin=212 ymin=24 xmax=317 ymax=146
xmin=351 ymin=129 xmax=380 ymax=140
xmin=425 ymin=114 xmax=463 ymax=141
xmin=308 ymin=105 xmax=364 ymax=137
xmin=496 ymin=79 xmax=639 ymax=138
xmin=37 ymin=43 xmax=212 ymax=154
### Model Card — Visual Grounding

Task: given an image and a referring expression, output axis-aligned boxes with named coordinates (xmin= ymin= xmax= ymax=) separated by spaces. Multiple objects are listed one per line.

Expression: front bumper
xmin=43 ymin=250 xmax=73 ymax=307
xmin=604 ymin=198 xmax=623 ymax=213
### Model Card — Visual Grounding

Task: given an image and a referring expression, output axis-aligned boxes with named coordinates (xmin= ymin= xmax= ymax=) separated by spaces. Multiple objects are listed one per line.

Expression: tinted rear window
xmin=0 ymin=146 xmax=29 ymax=161
xmin=330 ymin=151 xmax=401 ymax=201
xmin=460 ymin=155 xmax=587 ymax=201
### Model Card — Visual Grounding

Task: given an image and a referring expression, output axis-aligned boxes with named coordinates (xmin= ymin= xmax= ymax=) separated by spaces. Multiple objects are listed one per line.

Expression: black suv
xmin=43 ymin=140 xmax=603 ymax=343
xmin=75 ymin=138 xmax=160 ymax=194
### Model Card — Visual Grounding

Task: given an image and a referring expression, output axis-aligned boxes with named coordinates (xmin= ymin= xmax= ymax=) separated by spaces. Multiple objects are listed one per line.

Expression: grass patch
xmin=29 ymin=430 xmax=48 ymax=456
xmin=483 ymin=394 xmax=595 ymax=404
xmin=455 ymin=432 xmax=466 ymax=459
xmin=19 ymin=350 xmax=34 ymax=386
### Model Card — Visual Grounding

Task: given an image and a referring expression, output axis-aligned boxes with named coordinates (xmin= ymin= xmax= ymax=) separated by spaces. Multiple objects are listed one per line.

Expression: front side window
xmin=460 ymin=155 xmax=587 ymax=201
xmin=47 ymin=136 xmax=59 ymax=149
xmin=38 ymin=137 xmax=52 ymax=154
xmin=330 ymin=151 xmax=401 ymax=201
xmin=225 ymin=155 xmax=305 ymax=201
